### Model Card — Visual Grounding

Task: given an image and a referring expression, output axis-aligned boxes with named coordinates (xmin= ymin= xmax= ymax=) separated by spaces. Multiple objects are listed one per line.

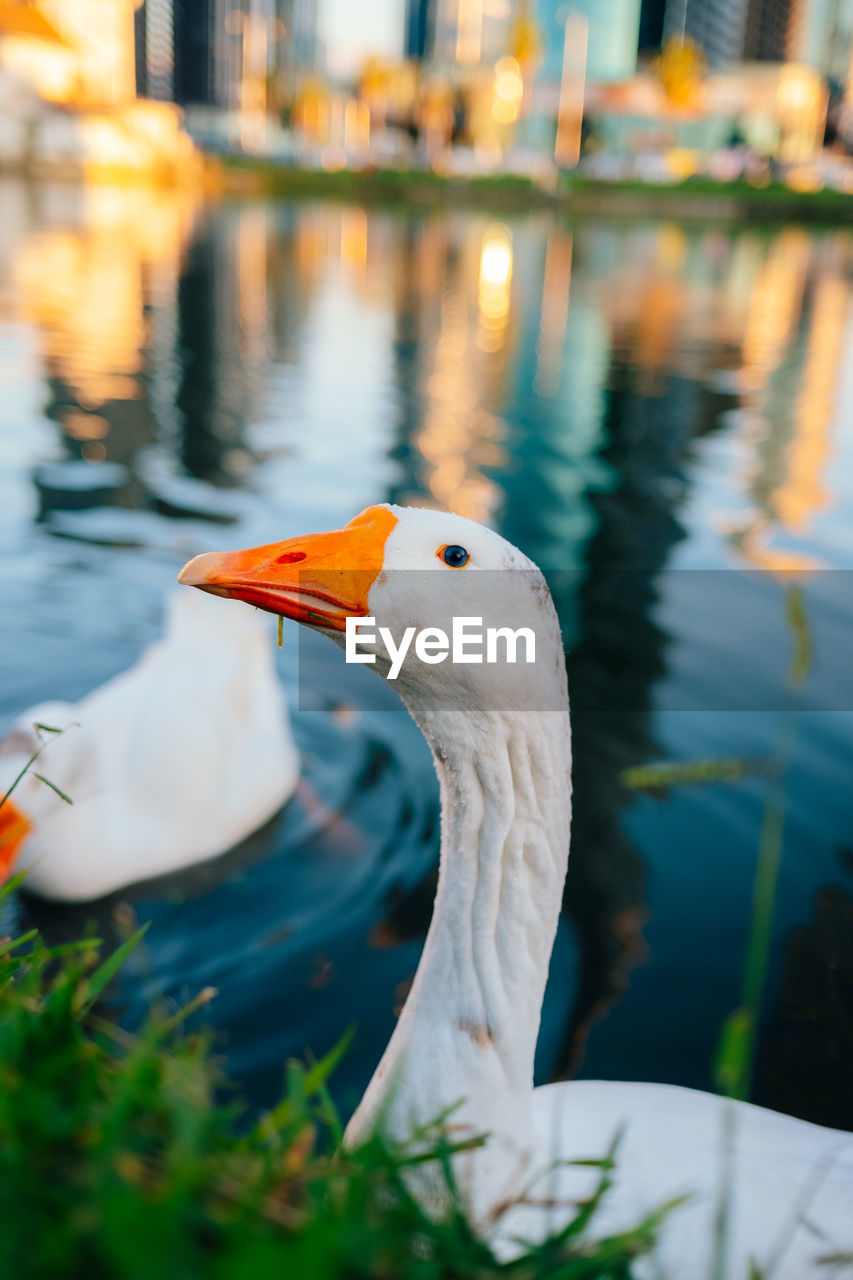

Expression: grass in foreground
xmin=0 ymin=893 xmax=669 ymax=1280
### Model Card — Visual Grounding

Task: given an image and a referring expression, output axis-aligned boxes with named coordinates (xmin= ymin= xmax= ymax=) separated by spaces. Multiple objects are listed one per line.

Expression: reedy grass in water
xmin=708 ymin=586 xmax=816 ymax=1280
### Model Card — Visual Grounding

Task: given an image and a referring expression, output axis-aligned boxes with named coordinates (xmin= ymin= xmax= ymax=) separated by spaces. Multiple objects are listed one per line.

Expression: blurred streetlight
xmin=777 ymin=65 xmax=826 ymax=164
xmin=492 ymin=55 xmax=523 ymax=125
xmin=480 ymin=226 xmax=512 ymax=288
xmin=478 ymin=224 xmax=513 ymax=350
xmin=555 ymin=13 xmax=587 ymax=169
xmin=656 ymin=35 xmax=705 ymax=110
xmin=344 ymin=98 xmax=370 ymax=151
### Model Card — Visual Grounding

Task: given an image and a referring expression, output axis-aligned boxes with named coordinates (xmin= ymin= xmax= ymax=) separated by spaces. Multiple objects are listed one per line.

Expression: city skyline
xmin=1 ymin=0 xmax=852 ymax=175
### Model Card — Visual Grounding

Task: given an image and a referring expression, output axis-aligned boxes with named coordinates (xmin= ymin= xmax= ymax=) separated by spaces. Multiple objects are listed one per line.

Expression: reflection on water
xmin=2 ymin=179 xmax=853 ymax=1127
xmin=7 ymin=185 xmax=197 ymax=469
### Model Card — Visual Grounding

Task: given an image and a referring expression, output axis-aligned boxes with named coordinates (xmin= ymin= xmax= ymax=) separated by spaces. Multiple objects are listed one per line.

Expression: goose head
xmin=178 ymin=504 xmax=567 ymax=722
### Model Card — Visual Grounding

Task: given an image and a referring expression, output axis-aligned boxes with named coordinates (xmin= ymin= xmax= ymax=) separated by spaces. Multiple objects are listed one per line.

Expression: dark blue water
xmin=2 ymin=181 xmax=852 ymax=1129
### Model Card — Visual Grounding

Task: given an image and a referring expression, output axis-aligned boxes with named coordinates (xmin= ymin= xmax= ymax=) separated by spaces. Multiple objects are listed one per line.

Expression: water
xmin=2 ymin=179 xmax=852 ymax=1130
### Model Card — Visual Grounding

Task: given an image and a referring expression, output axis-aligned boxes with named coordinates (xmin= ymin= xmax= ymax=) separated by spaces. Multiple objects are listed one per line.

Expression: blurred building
xmin=743 ymin=0 xmax=795 ymax=61
xmin=405 ymin=0 xmax=436 ymax=60
xmin=638 ymin=0 xmax=667 ymax=52
xmin=135 ymin=0 xmax=174 ymax=100
xmin=423 ymin=0 xmax=513 ymax=68
xmin=279 ymin=0 xmax=317 ymax=70
xmin=0 ymin=2 xmax=77 ymax=103
xmin=404 ymin=0 xmax=643 ymax=86
xmin=172 ymin=0 xmax=212 ymax=104
xmin=2 ymin=0 xmax=140 ymax=105
xmin=789 ymin=0 xmax=853 ymax=91
xmin=0 ymin=0 xmax=197 ymax=177
xmin=665 ymin=0 xmax=853 ymax=91
xmin=538 ymin=0 xmax=643 ymax=83
xmin=663 ymin=0 xmax=751 ymax=67
xmin=135 ymin=0 xmax=318 ymax=109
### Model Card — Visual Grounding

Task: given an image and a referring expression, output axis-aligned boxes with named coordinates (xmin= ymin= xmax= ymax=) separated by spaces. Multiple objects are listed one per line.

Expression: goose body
xmin=179 ymin=504 xmax=853 ymax=1275
xmin=0 ymin=589 xmax=298 ymax=901
xmin=531 ymin=1080 xmax=853 ymax=1278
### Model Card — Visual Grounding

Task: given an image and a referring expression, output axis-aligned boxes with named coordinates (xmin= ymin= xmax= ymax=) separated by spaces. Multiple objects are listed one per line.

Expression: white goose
xmin=179 ymin=504 xmax=853 ymax=1277
xmin=0 ymin=588 xmax=298 ymax=901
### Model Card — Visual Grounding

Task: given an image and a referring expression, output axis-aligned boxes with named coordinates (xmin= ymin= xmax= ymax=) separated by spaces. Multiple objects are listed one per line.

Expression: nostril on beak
xmin=274 ymin=551 xmax=307 ymax=565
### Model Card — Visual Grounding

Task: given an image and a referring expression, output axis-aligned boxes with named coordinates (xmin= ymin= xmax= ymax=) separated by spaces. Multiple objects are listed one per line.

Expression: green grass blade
xmin=73 ymin=923 xmax=149 ymax=1012
xmin=32 ymin=773 xmax=73 ymax=805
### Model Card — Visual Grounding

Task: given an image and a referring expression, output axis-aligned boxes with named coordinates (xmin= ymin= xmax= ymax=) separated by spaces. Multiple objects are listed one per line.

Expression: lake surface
xmin=1 ymin=179 xmax=852 ymax=1130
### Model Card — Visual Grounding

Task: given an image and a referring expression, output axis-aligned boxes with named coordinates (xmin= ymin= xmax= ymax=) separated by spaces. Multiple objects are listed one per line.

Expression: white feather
xmin=1 ymin=589 xmax=298 ymax=901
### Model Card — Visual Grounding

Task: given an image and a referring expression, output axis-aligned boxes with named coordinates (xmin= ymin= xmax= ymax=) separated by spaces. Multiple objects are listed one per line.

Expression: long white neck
xmin=346 ymin=697 xmax=572 ymax=1217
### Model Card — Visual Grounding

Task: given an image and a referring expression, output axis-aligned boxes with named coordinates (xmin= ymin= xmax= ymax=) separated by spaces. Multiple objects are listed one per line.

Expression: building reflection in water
xmin=533 ymin=226 xmax=572 ymax=399
xmin=9 ymin=183 xmax=198 ymax=480
xmin=174 ymin=205 xmax=273 ymax=486
xmin=6 ymin=186 xmax=853 ymax=1114
xmin=381 ymin=208 xmax=853 ymax=1085
xmin=719 ymin=232 xmax=850 ymax=572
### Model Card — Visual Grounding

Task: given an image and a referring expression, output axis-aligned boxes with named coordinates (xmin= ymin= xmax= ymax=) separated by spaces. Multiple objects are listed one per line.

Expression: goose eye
xmin=438 ymin=544 xmax=470 ymax=569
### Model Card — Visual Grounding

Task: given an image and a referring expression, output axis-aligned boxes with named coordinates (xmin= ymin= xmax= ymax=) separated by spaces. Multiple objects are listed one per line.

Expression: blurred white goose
xmin=0 ymin=589 xmax=298 ymax=901
xmin=179 ymin=505 xmax=853 ymax=1278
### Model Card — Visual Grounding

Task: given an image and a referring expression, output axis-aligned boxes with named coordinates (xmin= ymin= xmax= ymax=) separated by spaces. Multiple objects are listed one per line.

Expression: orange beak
xmin=177 ymin=505 xmax=398 ymax=631
xmin=0 ymin=798 xmax=31 ymax=883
